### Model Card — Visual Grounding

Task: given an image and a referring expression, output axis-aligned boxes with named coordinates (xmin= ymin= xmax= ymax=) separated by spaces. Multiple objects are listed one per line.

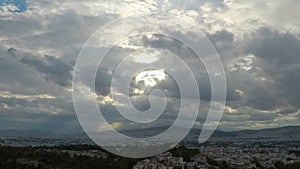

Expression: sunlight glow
xmin=135 ymin=69 xmax=166 ymax=87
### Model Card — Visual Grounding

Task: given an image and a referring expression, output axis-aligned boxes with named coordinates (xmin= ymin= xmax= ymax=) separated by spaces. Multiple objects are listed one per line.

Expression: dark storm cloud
xmin=76 ymin=65 xmax=113 ymax=96
xmin=207 ymin=30 xmax=242 ymax=64
xmin=204 ymin=27 xmax=300 ymax=128
xmin=21 ymin=55 xmax=72 ymax=87
xmin=205 ymin=28 xmax=300 ymax=110
xmin=276 ymin=67 xmax=300 ymax=108
xmin=227 ymin=71 xmax=278 ymax=110
xmin=0 ymin=48 xmax=65 ymax=95
xmin=95 ymin=68 xmax=113 ymax=96
xmin=0 ymin=90 xmax=77 ymax=133
xmin=0 ymin=108 xmax=79 ymax=133
xmin=0 ymin=46 xmax=78 ymax=133
xmin=246 ymin=28 xmax=300 ymax=67
xmin=141 ymin=33 xmax=240 ymax=102
xmin=209 ymin=30 xmax=234 ymax=47
xmin=245 ymin=28 xmax=300 ymax=108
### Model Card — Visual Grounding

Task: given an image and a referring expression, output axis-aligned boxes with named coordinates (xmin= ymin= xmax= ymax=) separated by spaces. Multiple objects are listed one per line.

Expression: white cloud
xmin=201 ymin=0 xmax=300 ymax=35
xmin=0 ymin=0 xmax=300 ymax=132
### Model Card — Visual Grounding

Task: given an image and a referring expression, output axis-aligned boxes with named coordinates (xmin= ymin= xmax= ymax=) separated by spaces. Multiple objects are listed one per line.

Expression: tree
xmin=274 ymin=161 xmax=285 ymax=169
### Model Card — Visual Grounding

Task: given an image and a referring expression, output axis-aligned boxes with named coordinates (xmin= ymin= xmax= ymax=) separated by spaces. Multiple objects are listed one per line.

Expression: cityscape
xmin=0 ymin=139 xmax=300 ymax=169
xmin=0 ymin=126 xmax=300 ymax=168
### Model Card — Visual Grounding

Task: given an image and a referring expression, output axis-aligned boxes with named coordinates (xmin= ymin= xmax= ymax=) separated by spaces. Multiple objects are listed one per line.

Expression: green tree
xmin=274 ymin=161 xmax=285 ymax=169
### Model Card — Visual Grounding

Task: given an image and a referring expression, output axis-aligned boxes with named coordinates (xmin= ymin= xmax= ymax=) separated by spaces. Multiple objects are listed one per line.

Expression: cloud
xmin=246 ymin=28 xmax=300 ymax=67
xmin=0 ymin=89 xmax=79 ymax=133
xmin=199 ymin=0 xmax=300 ymax=34
xmin=245 ymin=28 xmax=300 ymax=108
xmin=21 ymin=55 xmax=73 ymax=87
xmin=0 ymin=48 xmax=66 ymax=95
xmin=0 ymin=0 xmax=300 ymax=132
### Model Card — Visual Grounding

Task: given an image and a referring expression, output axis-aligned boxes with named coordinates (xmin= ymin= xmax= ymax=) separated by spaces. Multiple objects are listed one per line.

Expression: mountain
xmin=119 ymin=125 xmax=300 ymax=143
xmin=187 ymin=126 xmax=300 ymax=142
xmin=0 ymin=129 xmax=54 ymax=138
xmin=222 ymin=126 xmax=300 ymax=141
xmin=0 ymin=126 xmax=300 ymax=146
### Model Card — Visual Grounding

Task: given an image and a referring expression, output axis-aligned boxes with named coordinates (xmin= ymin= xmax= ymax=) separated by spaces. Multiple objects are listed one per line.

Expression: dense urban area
xmin=0 ymin=141 xmax=300 ymax=169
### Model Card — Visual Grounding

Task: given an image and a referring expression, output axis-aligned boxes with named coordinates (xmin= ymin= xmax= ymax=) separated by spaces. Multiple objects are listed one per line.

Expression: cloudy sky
xmin=0 ymin=0 xmax=300 ymax=134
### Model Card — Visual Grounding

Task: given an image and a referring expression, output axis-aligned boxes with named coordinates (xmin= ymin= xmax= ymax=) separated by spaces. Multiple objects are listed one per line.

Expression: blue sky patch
xmin=0 ymin=0 xmax=27 ymax=12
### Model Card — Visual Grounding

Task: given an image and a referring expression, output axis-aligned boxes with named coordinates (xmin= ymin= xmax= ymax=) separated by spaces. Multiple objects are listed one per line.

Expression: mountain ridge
xmin=1 ymin=125 xmax=300 ymax=140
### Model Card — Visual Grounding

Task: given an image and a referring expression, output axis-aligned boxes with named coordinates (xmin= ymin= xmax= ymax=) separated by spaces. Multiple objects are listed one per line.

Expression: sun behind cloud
xmin=135 ymin=69 xmax=166 ymax=87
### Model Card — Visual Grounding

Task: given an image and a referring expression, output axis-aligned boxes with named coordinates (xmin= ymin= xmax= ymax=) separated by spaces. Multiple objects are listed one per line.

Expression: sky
xmin=0 ymin=0 xmax=300 ymax=134
xmin=0 ymin=0 xmax=27 ymax=12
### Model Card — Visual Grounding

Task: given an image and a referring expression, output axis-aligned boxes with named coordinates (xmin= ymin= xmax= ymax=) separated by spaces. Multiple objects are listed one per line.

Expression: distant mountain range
xmin=189 ymin=126 xmax=300 ymax=142
xmin=0 ymin=129 xmax=54 ymax=138
xmin=1 ymin=126 xmax=300 ymax=144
